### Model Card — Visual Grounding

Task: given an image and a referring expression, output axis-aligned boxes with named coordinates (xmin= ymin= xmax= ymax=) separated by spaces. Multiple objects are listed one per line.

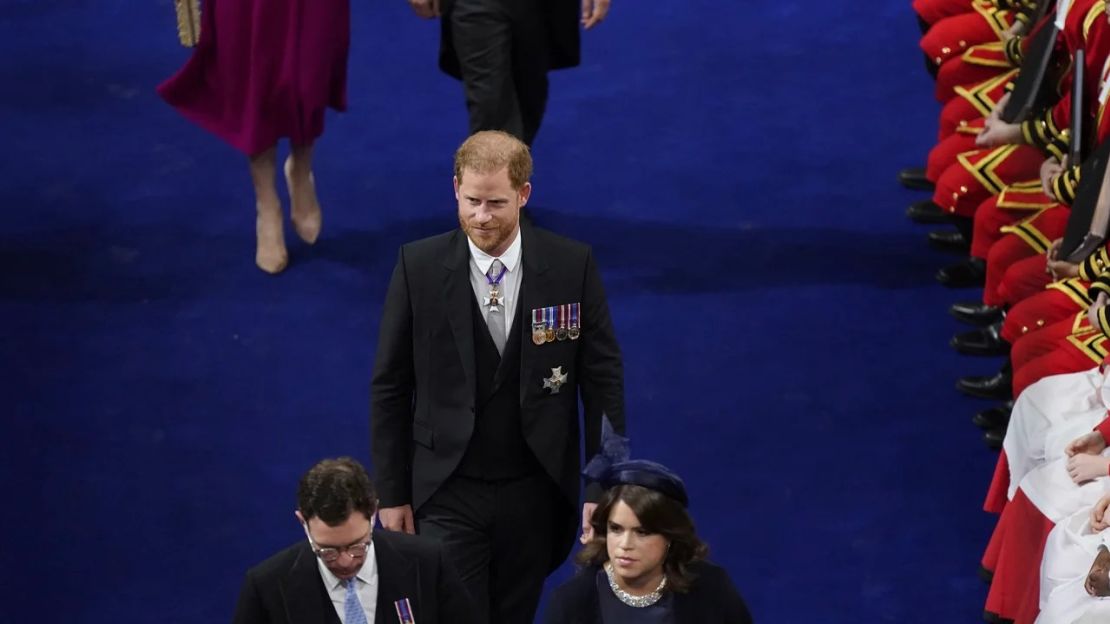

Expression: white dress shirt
xmin=316 ymin=542 xmax=379 ymax=623
xmin=467 ymin=228 xmax=524 ymax=342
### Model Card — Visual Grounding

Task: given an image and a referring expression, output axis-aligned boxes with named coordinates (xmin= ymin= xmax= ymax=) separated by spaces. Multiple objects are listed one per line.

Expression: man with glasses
xmin=231 ymin=457 xmax=474 ymax=624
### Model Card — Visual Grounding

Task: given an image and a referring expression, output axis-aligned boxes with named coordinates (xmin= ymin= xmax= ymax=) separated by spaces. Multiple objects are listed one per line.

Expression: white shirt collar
xmin=316 ymin=541 xmax=378 ymax=591
xmin=467 ymin=227 xmax=522 ymax=275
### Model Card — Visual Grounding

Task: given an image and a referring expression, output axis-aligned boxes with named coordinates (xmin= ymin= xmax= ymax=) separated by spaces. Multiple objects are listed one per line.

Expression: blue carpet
xmin=1 ymin=0 xmax=1002 ymax=621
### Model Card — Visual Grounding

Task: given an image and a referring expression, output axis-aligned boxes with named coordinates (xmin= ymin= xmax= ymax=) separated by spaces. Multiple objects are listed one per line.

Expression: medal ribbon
xmin=394 ymin=598 xmax=415 ymax=624
xmin=485 ymin=262 xmax=508 ymax=287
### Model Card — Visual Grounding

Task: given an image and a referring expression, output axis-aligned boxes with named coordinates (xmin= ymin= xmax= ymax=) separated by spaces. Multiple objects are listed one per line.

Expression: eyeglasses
xmin=302 ymin=524 xmax=372 ymax=563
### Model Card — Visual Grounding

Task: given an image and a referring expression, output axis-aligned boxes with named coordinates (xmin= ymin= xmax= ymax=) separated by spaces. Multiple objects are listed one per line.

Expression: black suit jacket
xmin=437 ymin=0 xmax=581 ymax=80
xmin=542 ymin=562 xmax=754 ymax=624
xmin=370 ymin=224 xmax=624 ymax=562
xmin=231 ymin=530 xmax=475 ymax=624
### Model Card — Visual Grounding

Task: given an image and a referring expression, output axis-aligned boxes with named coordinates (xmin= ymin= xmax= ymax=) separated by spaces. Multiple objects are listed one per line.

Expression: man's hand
xmin=1090 ymin=292 xmax=1110 ymax=329
xmin=1068 ymin=431 xmax=1110 ymax=457
xmin=1093 ymin=495 xmax=1110 ymax=531
xmin=1046 ymin=235 xmax=1080 ymax=280
xmin=408 ymin=0 xmax=440 ymax=19
xmin=1066 ymin=453 xmax=1110 ymax=484
xmin=1048 ymin=237 xmax=1063 ymax=262
xmin=976 ymin=117 xmax=1022 ymax=148
xmin=1086 ymin=546 xmax=1110 ymax=596
xmin=990 ymin=93 xmax=1011 ymax=121
xmin=581 ymin=0 xmax=610 ymax=29
xmin=579 ymin=502 xmax=598 ymax=544
xmin=379 ymin=505 xmax=416 ymax=534
xmin=1040 ymin=157 xmax=1064 ymax=200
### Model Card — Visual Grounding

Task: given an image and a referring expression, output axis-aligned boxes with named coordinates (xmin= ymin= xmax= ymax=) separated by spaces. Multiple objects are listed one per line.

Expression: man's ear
xmin=453 ymin=175 xmax=460 ymax=200
xmin=518 ymin=182 xmax=532 ymax=207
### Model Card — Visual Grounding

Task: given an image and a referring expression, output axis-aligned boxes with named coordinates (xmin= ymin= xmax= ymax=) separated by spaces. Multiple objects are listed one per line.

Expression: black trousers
xmin=416 ymin=472 xmax=565 ymax=624
xmin=449 ymin=0 xmax=549 ymax=145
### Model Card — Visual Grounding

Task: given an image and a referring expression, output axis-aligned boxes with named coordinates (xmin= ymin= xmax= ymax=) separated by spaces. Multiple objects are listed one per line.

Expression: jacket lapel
xmin=281 ymin=543 xmax=341 ymax=624
xmin=373 ymin=532 xmax=418 ymax=623
xmin=519 ymin=223 xmax=551 ymax=406
xmin=442 ymin=230 xmax=477 ymax=401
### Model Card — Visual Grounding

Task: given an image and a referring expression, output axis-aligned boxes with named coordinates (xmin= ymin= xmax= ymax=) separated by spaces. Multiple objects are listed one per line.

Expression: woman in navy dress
xmin=544 ymin=460 xmax=753 ymax=624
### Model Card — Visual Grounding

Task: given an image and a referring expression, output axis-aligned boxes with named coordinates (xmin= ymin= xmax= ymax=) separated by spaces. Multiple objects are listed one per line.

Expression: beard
xmin=460 ymin=213 xmax=519 ymax=255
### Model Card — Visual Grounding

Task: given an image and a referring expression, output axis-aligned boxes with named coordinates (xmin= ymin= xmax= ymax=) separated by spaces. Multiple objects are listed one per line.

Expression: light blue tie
xmin=344 ymin=578 xmax=369 ymax=624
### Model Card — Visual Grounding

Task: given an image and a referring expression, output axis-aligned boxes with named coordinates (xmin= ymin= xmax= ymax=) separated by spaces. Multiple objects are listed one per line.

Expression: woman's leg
xmin=249 ymin=145 xmax=288 ymax=274
xmin=286 ymin=141 xmax=322 ymax=244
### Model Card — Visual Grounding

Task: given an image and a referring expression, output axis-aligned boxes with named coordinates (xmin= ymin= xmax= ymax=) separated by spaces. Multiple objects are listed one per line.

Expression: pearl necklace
xmin=603 ymin=561 xmax=667 ymax=608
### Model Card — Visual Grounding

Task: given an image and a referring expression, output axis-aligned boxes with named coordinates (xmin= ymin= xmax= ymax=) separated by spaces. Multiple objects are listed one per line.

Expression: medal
xmin=483 ymin=286 xmax=503 ymax=312
xmin=556 ymin=303 xmax=568 ymax=341
xmin=568 ymin=302 xmax=581 ymax=340
xmin=544 ymin=306 xmax=556 ymax=342
xmin=543 ymin=366 xmax=568 ymax=394
xmin=531 ymin=308 xmax=547 ymax=345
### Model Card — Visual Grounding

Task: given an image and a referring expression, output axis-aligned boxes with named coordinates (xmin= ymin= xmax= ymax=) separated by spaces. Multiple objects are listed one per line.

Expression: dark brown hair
xmin=454 ymin=130 xmax=533 ymax=190
xmin=576 ymin=484 xmax=709 ymax=593
xmin=297 ymin=457 xmax=378 ymax=526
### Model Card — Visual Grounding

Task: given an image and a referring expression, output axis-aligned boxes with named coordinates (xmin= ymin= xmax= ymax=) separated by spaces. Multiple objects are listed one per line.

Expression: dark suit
xmin=371 ymin=223 xmax=624 ymax=622
xmin=542 ymin=562 xmax=754 ymax=624
xmin=437 ymin=0 xmax=581 ymax=145
xmin=230 ymin=530 xmax=475 ymax=624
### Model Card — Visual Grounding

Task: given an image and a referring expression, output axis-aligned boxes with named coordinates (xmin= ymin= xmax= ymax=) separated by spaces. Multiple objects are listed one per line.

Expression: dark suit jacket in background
xmin=231 ymin=530 xmax=474 ymax=624
xmin=371 ymin=223 xmax=625 ymax=571
xmin=542 ymin=562 xmax=754 ymax=624
xmin=437 ymin=0 xmax=580 ymax=80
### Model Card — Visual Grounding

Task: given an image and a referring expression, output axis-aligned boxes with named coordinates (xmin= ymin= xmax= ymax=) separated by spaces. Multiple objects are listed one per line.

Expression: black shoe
xmin=984 ymin=426 xmax=1005 ymax=450
xmin=957 ymin=369 xmax=1012 ymax=400
xmin=950 ymin=301 xmax=1004 ymax=326
xmin=951 ymin=322 xmax=1008 ymax=356
xmin=928 ymin=230 xmax=971 ymax=252
xmin=898 ymin=167 xmax=935 ymax=191
xmin=906 ymin=199 xmax=948 ymax=224
xmin=972 ymin=401 xmax=1013 ymax=430
xmin=936 ymin=257 xmax=986 ymax=287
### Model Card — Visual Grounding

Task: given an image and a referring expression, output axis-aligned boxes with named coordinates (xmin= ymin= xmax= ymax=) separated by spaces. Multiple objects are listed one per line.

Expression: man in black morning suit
xmin=404 ymin=0 xmax=613 ymax=145
xmin=231 ymin=457 xmax=473 ymax=624
xmin=371 ymin=131 xmax=625 ymax=622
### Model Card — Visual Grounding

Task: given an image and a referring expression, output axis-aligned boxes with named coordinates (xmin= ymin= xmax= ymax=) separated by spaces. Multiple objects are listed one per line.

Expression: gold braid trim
xmin=1050 ymin=279 xmax=1095 ymax=308
xmin=1086 ymin=2 xmax=1109 ymax=41
xmin=1081 ymin=248 xmax=1110 ymax=281
xmin=1001 ymin=220 xmax=1053 ymax=252
xmin=1089 ymin=274 xmax=1110 ymax=297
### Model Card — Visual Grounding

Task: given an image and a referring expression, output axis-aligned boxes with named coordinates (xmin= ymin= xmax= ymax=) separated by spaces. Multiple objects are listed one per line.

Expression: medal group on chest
xmin=531 ymin=303 xmax=580 ymax=345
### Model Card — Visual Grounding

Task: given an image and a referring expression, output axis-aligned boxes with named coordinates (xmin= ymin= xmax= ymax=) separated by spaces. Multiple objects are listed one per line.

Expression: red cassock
xmin=921 ymin=3 xmax=1017 ymax=71
xmin=157 ymin=0 xmax=351 ymax=156
xmin=929 ymin=1 xmax=1110 ymax=220
xmin=913 ymin=0 xmax=979 ymax=26
xmin=1011 ymin=315 xmax=1105 ymax=398
xmin=980 ymin=416 xmax=1110 ymax=622
xmin=932 ymin=39 xmax=1016 ymax=102
xmin=979 ymin=488 xmax=1056 ymax=623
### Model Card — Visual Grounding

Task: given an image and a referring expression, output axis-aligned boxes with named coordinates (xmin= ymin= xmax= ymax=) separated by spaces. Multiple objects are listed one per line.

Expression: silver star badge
xmin=483 ymin=294 xmax=502 ymax=312
xmin=543 ymin=366 xmax=568 ymax=394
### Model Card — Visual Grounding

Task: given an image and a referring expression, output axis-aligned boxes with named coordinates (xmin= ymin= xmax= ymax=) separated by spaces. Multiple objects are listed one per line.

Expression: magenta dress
xmin=158 ymin=0 xmax=350 ymax=156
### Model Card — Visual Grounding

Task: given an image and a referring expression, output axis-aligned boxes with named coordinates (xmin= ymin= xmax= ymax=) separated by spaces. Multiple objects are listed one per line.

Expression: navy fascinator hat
xmin=582 ymin=415 xmax=690 ymax=507
xmin=602 ymin=459 xmax=689 ymax=508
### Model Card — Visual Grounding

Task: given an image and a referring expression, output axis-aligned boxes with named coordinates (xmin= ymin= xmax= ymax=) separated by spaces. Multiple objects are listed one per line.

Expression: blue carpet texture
xmin=1 ymin=0 xmax=1002 ymax=622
